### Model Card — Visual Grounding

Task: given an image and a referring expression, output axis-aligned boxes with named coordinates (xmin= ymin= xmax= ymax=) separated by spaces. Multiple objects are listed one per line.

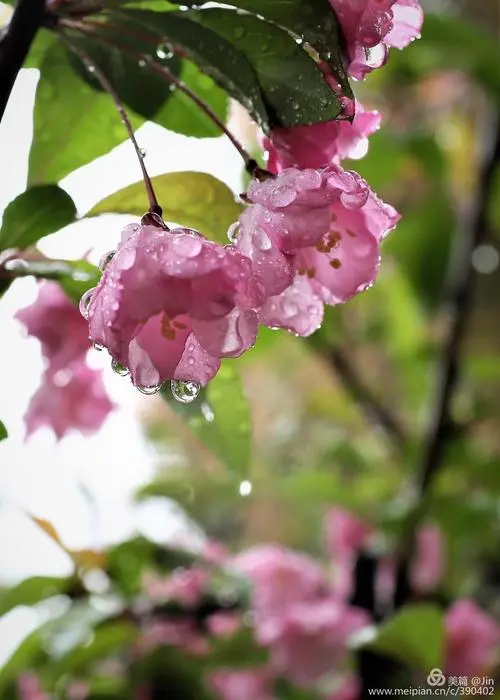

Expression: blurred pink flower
xmin=208 ymin=669 xmax=274 ymax=700
xmin=16 ymin=281 xmax=90 ymax=371
xmin=206 ymin=611 xmax=241 ymax=638
xmin=232 ymin=544 xmax=324 ymax=616
xmin=17 ymin=674 xmax=49 ymax=700
xmin=329 ymin=0 xmax=423 ymax=79
xmin=445 ymin=600 xmax=500 ymax=676
xmin=264 ymin=102 xmax=381 ymax=172
xmin=67 ymin=681 xmax=89 ymax=700
xmin=25 ymin=362 xmax=114 ymax=440
xmin=325 ymin=508 xmax=372 ymax=599
xmin=410 ymin=525 xmax=445 ymax=594
xmin=258 ymin=599 xmax=369 ymax=688
xmin=137 ymin=618 xmax=209 ymax=656
xmin=326 ymin=674 xmax=361 ymax=700
xmin=143 ymin=568 xmax=209 ymax=607
xmin=88 ymin=223 xmax=263 ymax=388
xmin=202 ymin=540 xmax=229 ymax=564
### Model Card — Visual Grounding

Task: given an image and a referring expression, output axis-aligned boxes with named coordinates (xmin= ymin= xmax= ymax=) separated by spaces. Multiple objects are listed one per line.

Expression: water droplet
xmin=99 ymin=250 xmax=116 ymax=271
xmin=139 ymin=147 xmax=147 ymax=159
xmin=282 ymin=300 xmax=298 ymax=318
xmin=201 ymin=401 xmax=215 ymax=423
xmin=227 ymin=222 xmax=240 ymax=243
xmin=111 ymin=359 xmax=129 ymax=377
xmin=138 ymin=59 xmax=147 ymax=69
xmin=171 ymin=379 xmax=201 ymax=404
xmin=79 ymin=287 xmax=96 ymax=319
xmin=93 ymin=342 xmax=105 ymax=351
xmin=156 ymin=43 xmax=174 ymax=60
xmin=254 ymin=229 xmax=272 ymax=251
xmin=239 ymin=480 xmax=252 ymax=497
xmin=87 ymin=64 xmax=96 ymax=74
xmin=137 ymin=383 xmax=162 ymax=395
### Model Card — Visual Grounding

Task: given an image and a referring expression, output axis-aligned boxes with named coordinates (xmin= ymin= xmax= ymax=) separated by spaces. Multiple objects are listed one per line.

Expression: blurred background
xmin=0 ymin=0 xmax=499 ymax=696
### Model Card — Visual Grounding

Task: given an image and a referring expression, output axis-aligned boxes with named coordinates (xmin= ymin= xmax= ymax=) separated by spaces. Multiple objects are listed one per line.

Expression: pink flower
xmin=325 ymin=508 xmax=372 ymax=600
xmin=329 ymin=0 xmax=423 ymax=79
xmin=16 ymin=282 xmax=90 ymax=371
xmin=258 ymin=599 xmax=369 ymax=688
xmin=264 ymin=102 xmax=381 ymax=172
xmin=142 ymin=568 xmax=208 ymax=607
xmin=25 ymin=362 xmax=114 ymax=440
xmin=327 ymin=675 xmax=361 ymax=700
xmin=208 ymin=669 xmax=274 ymax=700
xmin=68 ymin=681 xmax=89 ymax=700
xmin=410 ymin=525 xmax=444 ymax=594
xmin=445 ymin=600 xmax=500 ymax=676
xmin=232 ymin=544 xmax=324 ymax=616
xmin=137 ymin=618 xmax=209 ymax=656
xmin=17 ymin=674 xmax=49 ymax=700
xmin=239 ymin=168 xmax=399 ymax=338
xmin=87 ymin=223 xmax=263 ymax=388
xmin=206 ymin=611 xmax=241 ymax=638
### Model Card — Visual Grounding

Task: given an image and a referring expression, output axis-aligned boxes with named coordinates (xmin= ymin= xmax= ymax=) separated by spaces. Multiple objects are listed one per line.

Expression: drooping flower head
xmin=86 ymin=222 xmax=263 ymax=391
xmin=25 ymin=362 xmax=115 ymax=440
xmin=238 ymin=167 xmax=399 ymax=338
xmin=16 ymin=281 xmax=90 ymax=371
xmin=264 ymin=101 xmax=381 ymax=173
xmin=329 ymin=0 xmax=423 ymax=79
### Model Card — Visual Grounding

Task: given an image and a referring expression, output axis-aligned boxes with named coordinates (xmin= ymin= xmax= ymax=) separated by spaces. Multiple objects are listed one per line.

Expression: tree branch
xmin=394 ymin=113 xmax=500 ymax=607
xmin=328 ymin=347 xmax=407 ymax=448
xmin=0 ymin=0 xmax=46 ymax=123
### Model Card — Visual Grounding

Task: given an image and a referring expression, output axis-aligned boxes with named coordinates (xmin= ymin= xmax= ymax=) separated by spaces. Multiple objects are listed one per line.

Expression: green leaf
xmin=162 ymin=363 xmax=252 ymax=476
xmin=52 ymin=621 xmax=137 ymax=675
xmin=112 ymin=8 xmax=267 ymax=130
xmin=0 ymin=421 xmax=6 ymax=441
xmin=0 ymin=628 xmax=48 ymax=693
xmin=188 ymin=8 xmax=341 ymax=127
xmin=365 ymin=604 xmax=444 ymax=671
xmin=0 ymin=186 xmax=77 ymax=251
xmin=0 ymin=576 xmax=71 ymax=617
xmin=209 ymin=0 xmax=352 ymax=99
xmin=66 ymin=28 xmax=182 ymax=122
xmin=87 ymin=171 xmax=242 ymax=242
xmin=29 ymin=41 xmax=143 ymax=184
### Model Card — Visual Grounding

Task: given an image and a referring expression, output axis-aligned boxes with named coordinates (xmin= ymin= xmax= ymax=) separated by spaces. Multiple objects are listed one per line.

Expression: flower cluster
xmin=16 ymin=282 xmax=114 ymax=439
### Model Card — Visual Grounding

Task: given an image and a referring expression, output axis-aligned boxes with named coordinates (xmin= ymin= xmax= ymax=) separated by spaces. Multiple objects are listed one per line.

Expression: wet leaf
xmin=187 ymin=8 xmax=341 ymax=127
xmin=0 ymin=186 xmax=77 ymax=251
xmin=87 ymin=171 xmax=242 ymax=242
xmin=0 ymin=576 xmax=72 ymax=617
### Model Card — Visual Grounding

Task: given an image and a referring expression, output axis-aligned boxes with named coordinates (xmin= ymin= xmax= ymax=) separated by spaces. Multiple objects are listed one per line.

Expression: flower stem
xmin=60 ymin=18 xmax=270 ymax=178
xmin=59 ymin=31 xmax=163 ymax=217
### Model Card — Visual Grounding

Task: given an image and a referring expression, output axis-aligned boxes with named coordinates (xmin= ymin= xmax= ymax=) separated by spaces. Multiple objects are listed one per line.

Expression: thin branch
xmin=60 ymin=18 xmax=267 ymax=177
xmin=394 ymin=113 xmax=500 ymax=607
xmin=328 ymin=347 xmax=407 ymax=448
xmin=59 ymin=30 xmax=163 ymax=217
xmin=0 ymin=0 xmax=46 ymax=123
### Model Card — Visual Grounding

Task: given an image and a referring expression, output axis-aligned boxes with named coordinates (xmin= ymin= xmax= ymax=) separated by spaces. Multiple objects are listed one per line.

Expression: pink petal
xmin=259 ymin=277 xmax=324 ymax=337
xmin=192 ymin=307 xmax=258 ymax=358
xmin=386 ymin=0 xmax=423 ymax=49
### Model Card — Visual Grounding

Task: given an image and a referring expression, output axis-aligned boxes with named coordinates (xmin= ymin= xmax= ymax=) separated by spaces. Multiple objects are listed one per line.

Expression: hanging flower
xmin=85 ymin=222 xmax=263 ymax=391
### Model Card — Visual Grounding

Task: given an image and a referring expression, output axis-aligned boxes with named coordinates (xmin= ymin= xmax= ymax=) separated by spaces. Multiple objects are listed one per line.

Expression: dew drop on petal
xmin=201 ymin=401 xmax=215 ymax=423
xmin=111 ymin=358 xmax=129 ymax=377
xmin=282 ymin=300 xmax=298 ymax=318
xmin=171 ymin=379 xmax=201 ymax=404
xmin=172 ymin=235 xmax=203 ymax=258
xmin=137 ymin=383 xmax=162 ymax=395
xmin=99 ymin=250 xmax=116 ymax=271
xmin=93 ymin=342 xmax=105 ymax=351
xmin=79 ymin=287 xmax=96 ymax=319
xmin=254 ymin=229 xmax=272 ymax=251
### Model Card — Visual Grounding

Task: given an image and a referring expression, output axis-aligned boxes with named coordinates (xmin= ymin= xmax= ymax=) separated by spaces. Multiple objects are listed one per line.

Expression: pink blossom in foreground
xmin=445 ymin=600 xmax=500 ymax=676
xmin=264 ymin=102 xmax=381 ymax=172
xmin=87 ymin=223 xmax=263 ymax=388
xmin=16 ymin=281 xmax=90 ymax=371
xmin=137 ymin=618 xmax=209 ymax=656
xmin=240 ymin=167 xmax=399 ymax=337
xmin=258 ymin=599 xmax=369 ymax=688
xmin=206 ymin=611 xmax=241 ymax=638
xmin=232 ymin=544 xmax=324 ymax=616
xmin=25 ymin=362 xmax=114 ymax=440
xmin=208 ymin=669 xmax=275 ymax=700
xmin=329 ymin=0 xmax=423 ymax=79
xmin=142 ymin=568 xmax=209 ymax=606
